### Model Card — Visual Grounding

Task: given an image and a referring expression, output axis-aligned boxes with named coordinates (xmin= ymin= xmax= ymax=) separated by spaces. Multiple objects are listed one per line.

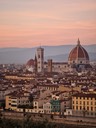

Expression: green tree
xmin=1 ymin=102 xmax=5 ymax=110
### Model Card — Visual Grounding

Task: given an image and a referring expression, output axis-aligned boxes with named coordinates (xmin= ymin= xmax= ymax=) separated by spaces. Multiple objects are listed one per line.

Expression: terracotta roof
xmin=68 ymin=39 xmax=89 ymax=61
xmin=73 ymin=93 xmax=96 ymax=98
xmin=26 ymin=59 xmax=34 ymax=66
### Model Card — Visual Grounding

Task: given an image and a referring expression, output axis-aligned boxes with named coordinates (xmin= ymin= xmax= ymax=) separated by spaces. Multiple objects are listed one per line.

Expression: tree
xmin=0 ymin=111 xmax=2 ymax=126
xmin=1 ymin=102 xmax=5 ymax=110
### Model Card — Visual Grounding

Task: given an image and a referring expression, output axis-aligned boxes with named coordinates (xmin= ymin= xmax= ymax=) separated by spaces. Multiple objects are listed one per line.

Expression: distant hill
xmin=0 ymin=45 xmax=96 ymax=64
xmin=45 ymin=53 xmax=96 ymax=62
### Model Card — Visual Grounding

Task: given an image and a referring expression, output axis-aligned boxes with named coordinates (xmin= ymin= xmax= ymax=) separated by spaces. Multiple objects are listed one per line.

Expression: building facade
xmin=43 ymin=102 xmax=52 ymax=114
xmin=50 ymin=99 xmax=60 ymax=114
xmin=72 ymin=93 xmax=96 ymax=117
xmin=5 ymin=92 xmax=30 ymax=110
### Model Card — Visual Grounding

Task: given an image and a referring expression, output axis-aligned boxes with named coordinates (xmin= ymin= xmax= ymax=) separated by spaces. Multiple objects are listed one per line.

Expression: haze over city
xmin=0 ymin=0 xmax=96 ymax=47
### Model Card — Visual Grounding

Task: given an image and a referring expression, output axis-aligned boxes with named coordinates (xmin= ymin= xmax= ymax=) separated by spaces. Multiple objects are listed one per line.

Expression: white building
xmin=43 ymin=102 xmax=52 ymax=114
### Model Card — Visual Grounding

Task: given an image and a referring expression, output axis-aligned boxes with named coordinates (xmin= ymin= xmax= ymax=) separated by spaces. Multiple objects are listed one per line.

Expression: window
xmin=41 ymin=54 xmax=43 ymax=59
xmin=54 ymin=106 xmax=56 ymax=109
xmin=87 ymin=106 xmax=89 ymax=110
xmin=83 ymin=101 xmax=85 ymax=105
xmin=34 ymin=106 xmax=37 ymax=109
xmin=12 ymin=101 xmax=16 ymax=103
xmin=38 ymin=55 xmax=40 ymax=58
xmin=11 ymin=104 xmax=17 ymax=107
xmin=91 ymin=107 xmax=93 ymax=111
xmin=76 ymin=106 xmax=78 ymax=110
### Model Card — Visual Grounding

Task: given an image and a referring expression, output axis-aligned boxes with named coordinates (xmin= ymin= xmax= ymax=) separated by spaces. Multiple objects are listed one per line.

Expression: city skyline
xmin=0 ymin=0 xmax=96 ymax=47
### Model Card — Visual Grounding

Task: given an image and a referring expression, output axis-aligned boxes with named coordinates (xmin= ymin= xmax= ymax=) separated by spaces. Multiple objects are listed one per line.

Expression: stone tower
xmin=48 ymin=59 xmax=52 ymax=73
xmin=34 ymin=54 xmax=37 ymax=73
xmin=36 ymin=47 xmax=44 ymax=73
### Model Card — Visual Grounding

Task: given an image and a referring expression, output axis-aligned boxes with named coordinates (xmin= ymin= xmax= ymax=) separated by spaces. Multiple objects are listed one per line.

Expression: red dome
xmin=26 ymin=59 xmax=34 ymax=67
xmin=68 ymin=39 xmax=89 ymax=64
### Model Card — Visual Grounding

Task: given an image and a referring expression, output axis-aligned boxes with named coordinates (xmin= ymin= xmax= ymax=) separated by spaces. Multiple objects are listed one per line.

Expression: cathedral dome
xmin=26 ymin=59 xmax=34 ymax=67
xmin=68 ymin=39 xmax=89 ymax=64
xmin=26 ymin=59 xmax=35 ymax=72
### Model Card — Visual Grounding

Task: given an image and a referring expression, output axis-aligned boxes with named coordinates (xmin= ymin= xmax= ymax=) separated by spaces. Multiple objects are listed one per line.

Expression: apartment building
xmin=43 ymin=102 xmax=51 ymax=114
xmin=72 ymin=93 xmax=96 ymax=117
xmin=5 ymin=91 xmax=30 ymax=110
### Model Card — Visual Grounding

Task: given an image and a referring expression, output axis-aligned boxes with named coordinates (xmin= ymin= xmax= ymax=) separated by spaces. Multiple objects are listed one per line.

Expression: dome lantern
xmin=77 ymin=38 xmax=80 ymax=46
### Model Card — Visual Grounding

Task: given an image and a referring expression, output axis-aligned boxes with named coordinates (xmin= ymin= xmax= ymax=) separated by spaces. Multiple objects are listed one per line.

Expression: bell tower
xmin=36 ymin=47 xmax=44 ymax=73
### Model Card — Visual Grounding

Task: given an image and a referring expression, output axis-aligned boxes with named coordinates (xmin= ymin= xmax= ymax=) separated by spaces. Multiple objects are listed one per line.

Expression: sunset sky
xmin=0 ymin=0 xmax=96 ymax=47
